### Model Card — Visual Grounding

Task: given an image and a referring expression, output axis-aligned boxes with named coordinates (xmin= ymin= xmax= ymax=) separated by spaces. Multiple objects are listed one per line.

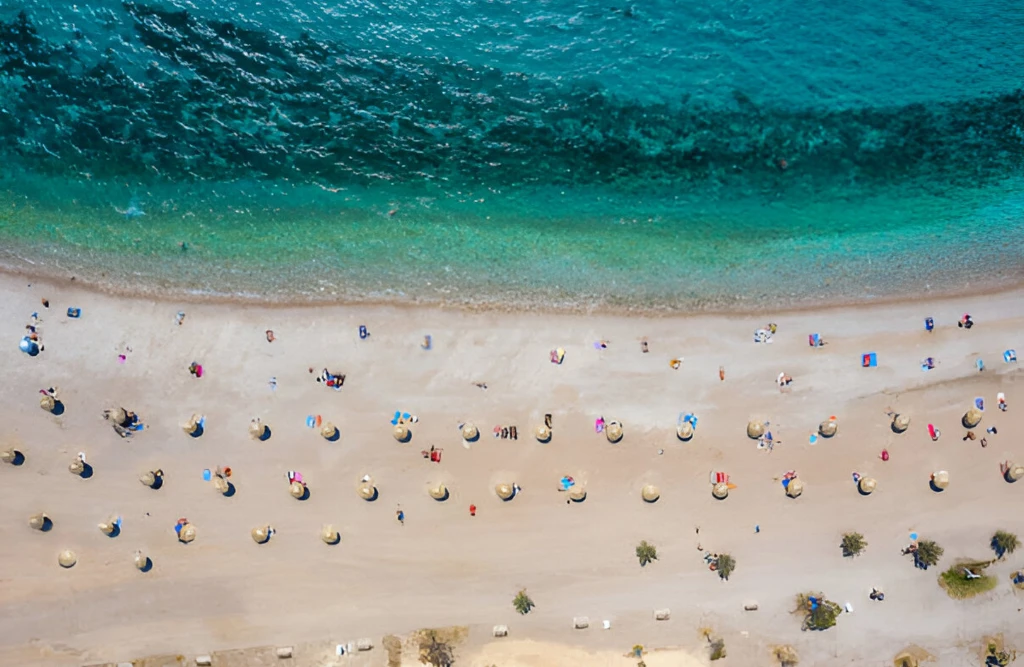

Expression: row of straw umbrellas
xmin=16 ymin=401 xmax=1020 ymax=568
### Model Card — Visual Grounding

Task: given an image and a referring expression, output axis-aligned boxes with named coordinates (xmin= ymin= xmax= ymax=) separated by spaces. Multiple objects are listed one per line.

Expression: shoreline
xmin=3 ymin=274 xmax=1024 ymax=666
xmin=4 ymin=254 xmax=1024 ymax=318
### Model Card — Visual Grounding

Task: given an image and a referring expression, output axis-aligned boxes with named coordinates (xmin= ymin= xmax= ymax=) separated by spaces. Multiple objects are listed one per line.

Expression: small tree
xmin=716 ymin=554 xmax=736 ymax=581
xmin=840 ymin=532 xmax=867 ymax=558
xmin=914 ymin=539 xmax=944 ymax=569
xmin=708 ymin=636 xmax=726 ymax=661
xmin=773 ymin=645 xmax=799 ymax=666
xmin=991 ymin=530 xmax=1020 ymax=559
xmin=795 ymin=592 xmax=842 ymax=631
xmin=418 ymin=631 xmax=454 ymax=667
xmin=636 ymin=540 xmax=658 ymax=566
xmin=512 ymin=589 xmax=534 ymax=615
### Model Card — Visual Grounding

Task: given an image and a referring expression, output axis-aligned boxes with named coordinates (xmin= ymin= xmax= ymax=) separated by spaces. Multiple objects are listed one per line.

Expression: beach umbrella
xmin=641 ymin=484 xmax=660 ymax=503
xmin=182 ymin=415 xmax=200 ymax=435
xmin=251 ymin=525 xmax=271 ymax=544
xmin=213 ymin=476 xmax=230 ymax=495
xmin=320 ymin=422 xmax=338 ymax=440
xmin=428 ymin=483 xmax=449 ymax=501
xmin=786 ymin=479 xmax=804 ymax=498
xmin=57 ymin=549 xmax=77 ymax=568
xmin=249 ymin=419 xmax=267 ymax=440
xmin=394 ymin=424 xmax=410 ymax=442
xmin=289 ymin=481 xmax=306 ymax=499
xmin=495 ymin=483 xmax=515 ymax=501
xmin=358 ymin=482 xmax=377 ymax=501
xmin=746 ymin=421 xmax=765 ymax=439
xmin=1007 ymin=463 xmax=1024 ymax=482
xmin=1 ymin=448 xmax=17 ymax=464
xmin=818 ymin=420 xmax=838 ymax=438
xmin=962 ymin=408 xmax=982 ymax=428
xmin=321 ymin=525 xmax=340 ymax=545
xmin=40 ymin=395 xmax=56 ymax=413
xmin=178 ymin=524 xmax=196 ymax=543
xmin=98 ymin=517 xmax=118 ymax=535
xmin=139 ymin=471 xmax=158 ymax=488
xmin=107 ymin=407 xmax=127 ymax=425
xmin=712 ymin=483 xmax=729 ymax=500
xmin=535 ymin=424 xmax=552 ymax=442
xmin=931 ymin=470 xmax=949 ymax=490
xmin=68 ymin=458 xmax=85 ymax=475
xmin=892 ymin=414 xmax=911 ymax=433
xmin=29 ymin=512 xmax=48 ymax=530
xmin=858 ymin=477 xmax=877 ymax=494
xmin=605 ymin=421 xmax=623 ymax=443
xmin=676 ymin=422 xmax=694 ymax=441
xmin=134 ymin=551 xmax=149 ymax=571
xmin=893 ymin=652 xmax=919 ymax=667
xmin=462 ymin=423 xmax=478 ymax=441
xmin=569 ymin=486 xmax=587 ymax=502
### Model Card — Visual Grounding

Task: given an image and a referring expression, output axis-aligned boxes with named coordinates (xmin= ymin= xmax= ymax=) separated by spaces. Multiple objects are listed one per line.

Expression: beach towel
xmin=976 ymin=358 xmax=985 ymax=372
xmin=975 ymin=397 xmax=985 ymax=411
xmin=862 ymin=352 xmax=877 ymax=367
xmin=595 ymin=417 xmax=605 ymax=433
xmin=809 ymin=333 xmax=821 ymax=347
xmin=1005 ymin=350 xmax=1018 ymax=363
xmin=550 ymin=348 xmax=565 ymax=364
xmin=925 ymin=317 xmax=934 ymax=331
xmin=927 ymin=424 xmax=939 ymax=440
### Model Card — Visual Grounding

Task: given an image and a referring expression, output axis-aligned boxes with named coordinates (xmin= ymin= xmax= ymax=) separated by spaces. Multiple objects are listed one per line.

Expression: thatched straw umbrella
xmin=893 ymin=652 xmax=919 ymax=667
xmin=535 ymin=424 xmax=552 ymax=442
xmin=139 ymin=470 xmax=161 ymax=488
xmin=394 ymin=424 xmax=410 ymax=442
xmin=40 ymin=394 xmax=56 ymax=413
xmin=98 ymin=517 xmax=118 ymax=535
xmin=568 ymin=486 xmax=587 ymax=502
xmin=495 ymin=483 xmax=515 ymax=501
xmin=358 ymin=480 xmax=377 ymax=501
xmin=182 ymin=415 xmax=200 ymax=436
xmin=1 ymin=448 xmax=18 ymax=464
xmin=251 ymin=525 xmax=271 ymax=544
xmin=712 ymin=483 xmax=729 ymax=500
xmin=178 ymin=523 xmax=196 ymax=543
xmin=892 ymin=414 xmax=911 ymax=433
xmin=249 ymin=419 xmax=268 ymax=440
xmin=858 ymin=477 xmax=877 ymax=494
xmin=57 ymin=549 xmax=77 ymax=568
xmin=134 ymin=551 xmax=149 ymax=571
xmin=931 ymin=470 xmax=949 ymax=490
xmin=321 ymin=525 xmax=340 ymax=545
xmin=29 ymin=512 xmax=49 ymax=530
xmin=1006 ymin=463 xmax=1024 ymax=483
xmin=428 ymin=483 xmax=448 ymax=501
xmin=462 ymin=423 xmax=479 ymax=441
xmin=213 ymin=476 xmax=230 ymax=495
xmin=68 ymin=458 xmax=85 ymax=476
xmin=676 ymin=422 xmax=694 ymax=441
xmin=747 ymin=421 xmax=765 ymax=439
xmin=107 ymin=407 xmax=127 ymax=425
xmin=785 ymin=479 xmax=804 ymax=498
xmin=818 ymin=420 xmax=838 ymax=437
xmin=641 ymin=484 xmax=660 ymax=503
xmin=289 ymin=481 xmax=306 ymax=499
xmin=963 ymin=408 xmax=983 ymax=428
xmin=605 ymin=421 xmax=623 ymax=443
xmin=320 ymin=422 xmax=338 ymax=440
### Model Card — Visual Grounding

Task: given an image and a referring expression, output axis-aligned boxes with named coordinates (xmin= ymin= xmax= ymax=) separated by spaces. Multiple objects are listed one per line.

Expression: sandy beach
xmin=2 ymin=272 xmax=1024 ymax=667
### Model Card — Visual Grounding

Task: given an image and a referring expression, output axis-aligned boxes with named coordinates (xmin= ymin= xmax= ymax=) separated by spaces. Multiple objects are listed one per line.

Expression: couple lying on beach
xmin=315 ymin=368 xmax=345 ymax=389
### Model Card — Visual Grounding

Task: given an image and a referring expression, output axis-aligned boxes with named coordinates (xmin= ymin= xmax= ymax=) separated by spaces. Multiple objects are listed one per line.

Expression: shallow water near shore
xmin=1 ymin=1 xmax=1023 ymax=310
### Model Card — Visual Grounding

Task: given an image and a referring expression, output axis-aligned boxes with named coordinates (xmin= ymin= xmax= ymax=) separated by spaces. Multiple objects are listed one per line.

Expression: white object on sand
xmin=602 ymin=619 xmax=611 ymax=629
xmin=844 ymin=602 xmax=853 ymax=613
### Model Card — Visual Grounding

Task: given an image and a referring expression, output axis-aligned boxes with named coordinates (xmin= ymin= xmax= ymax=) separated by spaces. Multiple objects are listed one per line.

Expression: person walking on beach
xmin=396 ymin=506 xmax=405 ymax=526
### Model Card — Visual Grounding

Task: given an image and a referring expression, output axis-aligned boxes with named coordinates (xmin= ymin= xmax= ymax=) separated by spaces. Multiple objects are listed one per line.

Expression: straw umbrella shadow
xmin=136 ymin=556 xmax=153 ymax=572
xmin=259 ymin=426 xmax=272 ymax=441
xmin=50 ymin=400 xmax=66 ymax=416
xmin=79 ymin=463 xmax=94 ymax=479
xmin=41 ymin=516 xmax=54 ymax=531
xmin=929 ymin=481 xmax=946 ymax=493
xmin=322 ymin=429 xmax=339 ymax=443
xmin=223 ymin=481 xmax=236 ymax=497
xmin=189 ymin=423 xmax=204 ymax=438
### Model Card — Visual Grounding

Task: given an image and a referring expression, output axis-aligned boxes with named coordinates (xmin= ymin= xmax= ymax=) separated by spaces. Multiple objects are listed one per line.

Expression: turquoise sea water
xmin=1 ymin=1 xmax=1023 ymax=310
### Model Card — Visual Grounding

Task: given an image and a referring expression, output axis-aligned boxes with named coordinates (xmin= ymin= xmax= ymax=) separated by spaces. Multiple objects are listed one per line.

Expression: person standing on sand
xmin=396 ymin=506 xmax=405 ymax=525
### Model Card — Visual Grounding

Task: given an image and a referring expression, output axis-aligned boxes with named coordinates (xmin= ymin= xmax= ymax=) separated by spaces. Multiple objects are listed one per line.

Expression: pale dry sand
xmin=2 ymin=273 xmax=1024 ymax=667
